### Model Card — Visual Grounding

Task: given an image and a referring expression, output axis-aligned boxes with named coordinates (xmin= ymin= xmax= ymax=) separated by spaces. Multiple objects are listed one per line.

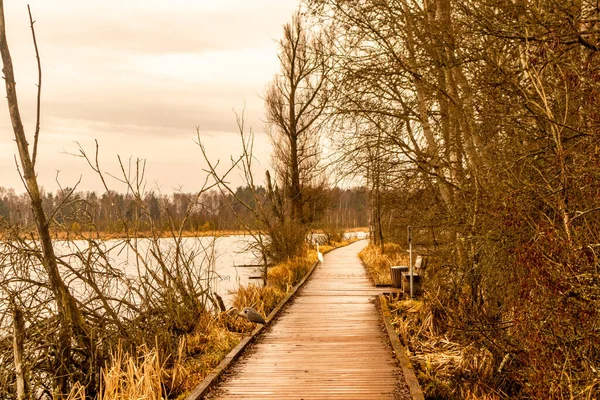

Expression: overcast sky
xmin=0 ymin=0 xmax=300 ymax=194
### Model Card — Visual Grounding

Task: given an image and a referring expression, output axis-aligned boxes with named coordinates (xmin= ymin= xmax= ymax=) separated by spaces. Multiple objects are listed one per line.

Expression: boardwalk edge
xmin=185 ymin=259 xmax=320 ymax=400
xmin=379 ymin=294 xmax=425 ymax=400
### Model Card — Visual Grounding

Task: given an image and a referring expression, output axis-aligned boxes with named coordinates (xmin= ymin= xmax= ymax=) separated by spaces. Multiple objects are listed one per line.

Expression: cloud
xmin=1 ymin=120 xmax=273 ymax=194
xmin=0 ymin=0 xmax=297 ymax=193
xmin=7 ymin=0 xmax=295 ymax=53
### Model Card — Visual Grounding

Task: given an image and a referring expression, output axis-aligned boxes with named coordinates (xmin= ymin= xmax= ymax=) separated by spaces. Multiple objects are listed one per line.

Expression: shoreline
xmin=0 ymin=227 xmax=369 ymax=241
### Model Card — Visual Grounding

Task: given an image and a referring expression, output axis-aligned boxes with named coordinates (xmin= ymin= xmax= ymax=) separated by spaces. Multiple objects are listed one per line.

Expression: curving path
xmin=207 ymin=240 xmax=410 ymax=399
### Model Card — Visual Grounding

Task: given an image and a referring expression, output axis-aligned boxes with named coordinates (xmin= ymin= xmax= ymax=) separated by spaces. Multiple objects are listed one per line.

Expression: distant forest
xmin=0 ymin=186 xmax=368 ymax=232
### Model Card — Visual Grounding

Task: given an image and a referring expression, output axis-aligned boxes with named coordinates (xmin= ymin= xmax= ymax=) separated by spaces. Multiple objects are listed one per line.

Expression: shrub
xmin=321 ymin=225 xmax=345 ymax=245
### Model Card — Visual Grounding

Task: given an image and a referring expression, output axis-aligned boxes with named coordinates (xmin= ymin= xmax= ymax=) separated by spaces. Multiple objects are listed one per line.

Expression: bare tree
xmin=0 ymin=3 xmax=92 ymax=395
xmin=0 ymin=6 xmax=226 ymax=397
xmin=265 ymin=11 xmax=331 ymax=224
xmin=198 ymin=114 xmax=306 ymax=271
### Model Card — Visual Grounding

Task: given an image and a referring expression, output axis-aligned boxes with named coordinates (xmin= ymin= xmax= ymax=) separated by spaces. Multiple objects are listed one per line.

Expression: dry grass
xmin=268 ymin=257 xmax=312 ymax=291
xmin=359 ymin=243 xmax=503 ymax=399
xmin=359 ymin=243 xmax=409 ymax=285
xmin=232 ymin=284 xmax=286 ymax=318
xmin=100 ymin=344 xmax=166 ymax=400
xmin=67 ymin=382 xmax=87 ymax=400
xmin=86 ymin=239 xmax=355 ymax=400
xmin=63 ymin=315 xmax=243 ymax=400
xmin=388 ymin=298 xmax=501 ymax=400
xmin=1 ymin=229 xmax=262 ymax=241
xmin=86 ymin=319 xmax=241 ymax=400
xmin=318 ymin=243 xmax=338 ymax=254
xmin=177 ymin=321 xmax=241 ymax=395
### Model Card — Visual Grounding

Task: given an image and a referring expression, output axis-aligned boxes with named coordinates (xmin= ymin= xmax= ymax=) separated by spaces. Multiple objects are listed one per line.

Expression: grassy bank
xmin=386 ymin=299 xmax=499 ymax=400
xmin=67 ymin=239 xmax=354 ymax=399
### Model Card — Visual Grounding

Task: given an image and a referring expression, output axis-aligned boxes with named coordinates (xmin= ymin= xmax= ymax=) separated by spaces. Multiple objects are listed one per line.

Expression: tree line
xmin=0 ymin=186 xmax=368 ymax=233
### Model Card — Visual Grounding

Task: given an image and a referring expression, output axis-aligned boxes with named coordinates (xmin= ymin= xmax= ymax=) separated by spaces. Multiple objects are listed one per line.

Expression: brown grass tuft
xmin=67 ymin=382 xmax=86 ymax=400
xmin=359 ymin=243 xmax=409 ymax=285
xmin=232 ymin=284 xmax=286 ymax=318
xmin=100 ymin=344 xmax=166 ymax=400
xmin=178 ymin=322 xmax=241 ymax=393
xmin=268 ymin=257 xmax=312 ymax=291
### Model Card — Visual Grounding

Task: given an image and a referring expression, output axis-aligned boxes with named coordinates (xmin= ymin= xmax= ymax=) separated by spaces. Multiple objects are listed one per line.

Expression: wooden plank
xmin=205 ymin=240 xmax=415 ymax=399
xmin=185 ymin=258 xmax=321 ymax=400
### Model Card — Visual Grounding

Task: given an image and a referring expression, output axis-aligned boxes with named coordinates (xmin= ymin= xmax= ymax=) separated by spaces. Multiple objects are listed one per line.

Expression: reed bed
xmin=100 ymin=344 xmax=165 ymax=400
xmin=65 ymin=321 xmax=242 ymax=400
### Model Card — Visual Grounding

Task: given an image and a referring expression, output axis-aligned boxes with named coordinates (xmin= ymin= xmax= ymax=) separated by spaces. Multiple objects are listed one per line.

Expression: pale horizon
xmin=0 ymin=0 xmax=301 ymax=195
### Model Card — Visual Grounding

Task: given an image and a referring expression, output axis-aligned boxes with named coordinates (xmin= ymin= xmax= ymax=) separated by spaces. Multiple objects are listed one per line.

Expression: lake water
xmin=50 ymin=231 xmax=368 ymax=308
xmin=48 ymin=235 xmax=263 ymax=309
xmin=0 ymin=231 xmax=368 ymax=325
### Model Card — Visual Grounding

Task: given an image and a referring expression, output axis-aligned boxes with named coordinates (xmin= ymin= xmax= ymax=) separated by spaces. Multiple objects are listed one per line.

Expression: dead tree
xmin=0 ymin=3 xmax=91 ymax=395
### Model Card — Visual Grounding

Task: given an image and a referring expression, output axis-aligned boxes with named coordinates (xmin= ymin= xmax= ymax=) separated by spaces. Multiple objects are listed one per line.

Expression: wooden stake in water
xmin=408 ymin=226 xmax=413 ymax=298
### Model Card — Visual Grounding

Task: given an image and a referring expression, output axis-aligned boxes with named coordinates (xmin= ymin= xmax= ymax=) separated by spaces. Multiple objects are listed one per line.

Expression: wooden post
xmin=408 ymin=226 xmax=413 ymax=298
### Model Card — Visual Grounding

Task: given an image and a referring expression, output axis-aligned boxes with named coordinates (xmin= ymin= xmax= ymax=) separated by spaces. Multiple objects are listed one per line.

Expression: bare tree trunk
xmin=0 ymin=3 xmax=91 ymax=394
xmin=374 ymin=162 xmax=384 ymax=254
xmin=12 ymin=301 xmax=28 ymax=400
xmin=367 ymin=137 xmax=385 ymax=253
xmin=289 ymin=130 xmax=303 ymax=223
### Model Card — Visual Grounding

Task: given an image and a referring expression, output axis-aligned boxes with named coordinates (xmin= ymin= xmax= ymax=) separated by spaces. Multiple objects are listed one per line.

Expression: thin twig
xmin=28 ymin=5 xmax=42 ymax=168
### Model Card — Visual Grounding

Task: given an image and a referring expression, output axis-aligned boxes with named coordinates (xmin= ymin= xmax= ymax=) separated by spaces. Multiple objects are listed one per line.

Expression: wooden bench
xmin=401 ymin=271 xmax=421 ymax=294
xmin=402 ymin=255 xmax=425 ymax=294
xmin=391 ymin=255 xmax=426 ymax=294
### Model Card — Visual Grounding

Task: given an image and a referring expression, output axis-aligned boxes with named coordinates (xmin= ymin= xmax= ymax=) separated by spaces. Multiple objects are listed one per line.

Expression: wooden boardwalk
xmin=207 ymin=240 xmax=410 ymax=399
